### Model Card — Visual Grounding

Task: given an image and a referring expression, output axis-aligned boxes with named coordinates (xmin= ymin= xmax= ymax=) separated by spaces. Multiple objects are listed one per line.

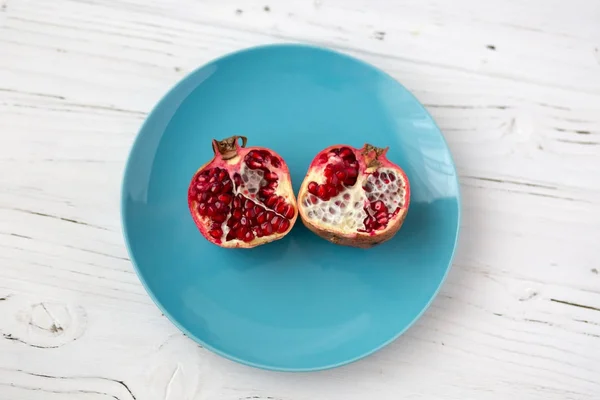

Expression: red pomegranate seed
xmin=389 ymin=174 xmax=396 ymax=182
xmin=372 ymin=201 xmax=385 ymax=212
xmin=257 ymin=212 xmax=267 ymax=224
xmin=213 ymin=213 xmax=227 ymax=223
xmin=245 ymin=208 xmax=256 ymax=219
xmin=308 ymin=182 xmax=318 ymax=194
xmin=327 ymin=185 xmax=337 ymax=198
xmin=232 ymin=209 xmax=243 ymax=219
xmin=275 ymin=201 xmax=286 ymax=215
xmin=209 ymin=229 xmax=222 ymax=239
xmin=266 ymin=195 xmax=278 ymax=208
xmin=218 ymin=194 xmax=232 ymax=204
xmin=316 ymin=185 xmax=327 ymax=198
xmin=375 ymin=210 xmax=387 ymax=220
xmin=243 ymin=230 xmax=255 ymax=242
xmin=197 ymin=203 xmax=207 ymax=216
xmin=335 ymin=170 xmax=347 ymax=181
xmin=284 ymin=204 xmax=294 ymax=217
xmin=260 ymin=187 xmax=275 ymax=197
xmin=226 ymin=230 xmax=236 ymax=241
xmin=249 ymin=151 xmax=263 ymax=161
xmin=270 ymin=156 xmax=281 ymax=168
xmin=277 ymin=218 xmax=290 ymax=233
xmin=261 ymin=222 xmax=273 ymax=235
xmin=247 ymin=160 xmax=262 ymax=169
xmin=264 ymin=172 xmax=278 ymax=181
xmin=324 ymin=165 xmax=334 ymax=177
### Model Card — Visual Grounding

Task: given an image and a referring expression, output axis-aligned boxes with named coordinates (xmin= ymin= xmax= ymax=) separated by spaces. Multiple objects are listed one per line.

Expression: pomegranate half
xmin=188 ymin=136 xmax=297 ymax=248
xmin=298 ymin=144 xmax=410 ymax=248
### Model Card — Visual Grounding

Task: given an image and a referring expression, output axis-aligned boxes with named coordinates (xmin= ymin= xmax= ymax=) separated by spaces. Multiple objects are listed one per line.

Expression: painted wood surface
xmin=1 ymin=0 xmax=599 ymax=399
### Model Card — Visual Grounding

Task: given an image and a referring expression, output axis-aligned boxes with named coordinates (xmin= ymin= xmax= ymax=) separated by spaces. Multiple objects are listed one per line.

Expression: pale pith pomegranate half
xmin=298 ymin=144 xmax=410 ymax=248
xmin=188 ymin=136 xmax=298 ymax=248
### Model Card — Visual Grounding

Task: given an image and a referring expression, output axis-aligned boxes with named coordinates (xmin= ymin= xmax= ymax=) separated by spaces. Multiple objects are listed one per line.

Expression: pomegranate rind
xmin=188 ymin=139 xmax=298 ymax=249
xmin=298 ymin=144 xmax=410 ymax=248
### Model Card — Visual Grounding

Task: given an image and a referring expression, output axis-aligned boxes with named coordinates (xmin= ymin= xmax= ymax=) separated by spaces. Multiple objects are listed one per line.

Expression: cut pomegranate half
xmin=298 ymin=144 xmax=410 ymax=248
xmin=188 ymin=136 xmax=298 ymax=248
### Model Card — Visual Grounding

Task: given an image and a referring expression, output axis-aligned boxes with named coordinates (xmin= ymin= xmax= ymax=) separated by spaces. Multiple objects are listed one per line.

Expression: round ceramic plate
xmin=122 ymin=44 xmax=460 ymax=371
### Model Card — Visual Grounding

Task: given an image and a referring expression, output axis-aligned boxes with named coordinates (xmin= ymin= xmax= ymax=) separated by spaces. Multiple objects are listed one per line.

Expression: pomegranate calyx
xmin=212 ymin=135 xmax=248 ymax=160
xmin=361 ymin=143 xmax=389 ymax=169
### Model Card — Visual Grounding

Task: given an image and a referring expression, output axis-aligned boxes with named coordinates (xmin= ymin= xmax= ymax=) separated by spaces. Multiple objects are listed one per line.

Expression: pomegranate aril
xmin=283 ymin=205 xmax=295 ymax=219
xmin=240 ymin=217 xmax=248 ymax=226
xmin=270 ymin=156 xmax=282 ymax=168
xmin=232 ymin=208 xmax=243 ymax=219
xmin=375 ymin=210 xmax=388 ymax=219
xmin=233 ymin=173 xmax=243 ymax=188
xmin=209 ymin=229 xmax=222 ymax=239
xmin=249 ymin=151 xmax=263 ymax=161
xmin=264 ymin=172 xmax=278 ymax=181
xmin=335 ymin=170 xmax=347 ymax=181
xmin=245 ymin=208 xmax=256 ymax=219
xmin=316 ymin=185 xmax=327 ymax=198
xmin=218 ymin=194 xmax=232 ymax=204
xmin=266 ymin=211 xmax=276 ymax=220
xmin=212 ymin=213 xmax=226 ymax=223
xmin=266 ymin=195 xmax=278 ymax=208
xmin=226 ymin=230 xmax=236 ymax=241
xmin=197 ymin=203 xmax=207 ymax=216
xmin=339 ymin=147 xmax=354 ymax=160
xmin=330 ymin=175 xmax=339 ymax=186
xmin=324 ymin=165 xmax=334 ymax=177
xmin=222 ymin=181 xmax=233 ymax=193
xmin=257 ymin=212 xmax=267 ymax=224
xmin=207 ymin=206 xmax=216 ymax=217
xmin=260 ymin=187 xmax=275 ymax=197
xmin=372 ymin=201 xmax=385 ymax=212
xmin=308 ymin=182 xmax=318 ymax=194
xmin=261 ymin=222 xmax=273 ymax=235
xmin=276 ymin=218 xmax=290 ymax=233
xmin=233 ymin=196 xmax=241 ymax=208
xmin=271 ymin=215 xmax=282 ymax=226
xmin=327 ymin=186 xmax=337 ymax=197
xmin=389 ymin=174 xmax=396 ymax=182
xmin=243 ymin=230 xmax=255 ymax=243
xmin=247 ymin=160 xmax=262 ymax=169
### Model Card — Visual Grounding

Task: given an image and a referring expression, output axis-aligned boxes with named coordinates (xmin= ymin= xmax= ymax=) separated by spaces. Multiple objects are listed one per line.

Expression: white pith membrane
xmin=301 ymin=167 xmax=406 ymax=234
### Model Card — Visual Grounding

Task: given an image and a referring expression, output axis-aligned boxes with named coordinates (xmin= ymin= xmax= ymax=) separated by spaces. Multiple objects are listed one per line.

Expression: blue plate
xmin=122 ymin=44 xmax=460 ymax=371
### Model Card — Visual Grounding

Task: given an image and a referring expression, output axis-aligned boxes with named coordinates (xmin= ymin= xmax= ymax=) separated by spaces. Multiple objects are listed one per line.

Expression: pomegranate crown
xmin=212 ymin=135 xmax=247 ymax=160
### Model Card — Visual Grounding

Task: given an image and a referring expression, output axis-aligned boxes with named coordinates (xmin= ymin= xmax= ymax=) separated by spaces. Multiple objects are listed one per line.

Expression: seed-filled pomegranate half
xmin=188 ymin=136 xmax=298 ymax=248
xmin=298 ymin=144 xmax=410 ymax=248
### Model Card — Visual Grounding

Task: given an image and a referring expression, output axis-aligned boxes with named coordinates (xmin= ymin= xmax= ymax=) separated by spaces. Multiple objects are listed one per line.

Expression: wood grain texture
xmin=1 ymin=0 xmax=600 ymax=399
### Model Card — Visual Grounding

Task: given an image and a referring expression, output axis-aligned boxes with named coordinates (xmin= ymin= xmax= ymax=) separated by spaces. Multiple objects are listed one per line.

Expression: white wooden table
xmin=1 ymin=0 xmax=600 ymax=398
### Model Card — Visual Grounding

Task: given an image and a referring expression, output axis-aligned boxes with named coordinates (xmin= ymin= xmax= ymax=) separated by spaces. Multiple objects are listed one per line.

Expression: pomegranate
xmin=187 ymin=136 xmax=297 ymax=248
xmin=297 ymin=144 xmax=410 ymax=248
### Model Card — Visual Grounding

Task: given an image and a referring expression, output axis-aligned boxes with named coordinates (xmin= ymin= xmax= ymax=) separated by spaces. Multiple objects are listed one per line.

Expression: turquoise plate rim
xmin=121 ymin=43 xmax=462 ymax=372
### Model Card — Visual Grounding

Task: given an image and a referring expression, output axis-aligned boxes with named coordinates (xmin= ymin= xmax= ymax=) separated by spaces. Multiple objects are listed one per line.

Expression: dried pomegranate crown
xmin=298 ymin=143 xmax=410 ymax=248
xmin=188 ymin=136 xmax=298 ymax=248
